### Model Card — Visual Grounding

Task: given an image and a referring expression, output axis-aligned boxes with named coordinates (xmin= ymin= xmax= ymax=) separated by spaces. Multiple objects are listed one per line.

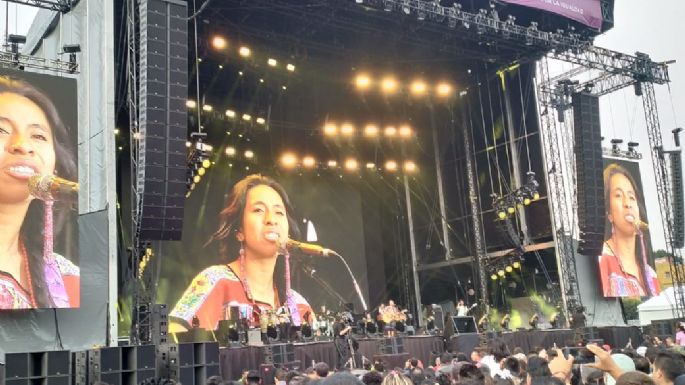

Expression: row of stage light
xmin=210 ymin=36 xmax=297 ymax=73
xmin=323 ymin=122 xmax=413 ymax=139
xmin=354 ymin=73 xmax=456 ymax=98
xmin=492 ymin=172 xmax=541 ymax=219
xmin=186 ymin=100 xmax=269 ymax=126
xmin=490 ymin=260 xmax=522 ymax=281
xmin=279 ymin=153 xmax=417 ymax=173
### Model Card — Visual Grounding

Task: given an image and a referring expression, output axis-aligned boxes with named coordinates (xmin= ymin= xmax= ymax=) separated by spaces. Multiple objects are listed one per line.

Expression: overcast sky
xmin=1 ymin=1 xmax=683 ymax=250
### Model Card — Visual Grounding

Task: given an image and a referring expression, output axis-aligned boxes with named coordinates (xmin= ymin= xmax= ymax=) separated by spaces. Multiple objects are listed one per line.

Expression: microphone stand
xmin=300 ymin=262 xmax=348 ymax=306
xmin=331 ymin=251 xmax=368 ymax=313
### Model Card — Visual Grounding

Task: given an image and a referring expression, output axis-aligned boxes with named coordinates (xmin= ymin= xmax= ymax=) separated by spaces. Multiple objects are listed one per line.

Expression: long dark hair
xmin=207 ymin=174 xmax=301 ymax=302
xmin=603 ymin=162 xmax=645 ymax=239
xmin=0 ymin=75 xmax=77 ymax=307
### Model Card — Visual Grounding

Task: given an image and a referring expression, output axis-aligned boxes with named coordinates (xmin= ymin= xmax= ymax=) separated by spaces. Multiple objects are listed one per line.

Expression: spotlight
xmin=532 ymin=192 xmax=540 ymax=200
xmin=281 ymin=153 xmax=298 ymax=169
xmin=239 ymin=46 xmax=251 ymax=57
xmin=225 ymin=147 xmax=236 ymax=156
xmin=366 ymin=162 xmax=376 ymax=169
xmin=242 ymin=114 xmax=252 ymax=121
xmin=202 ymin=159 xmax=211 ymax=168
xmin=399 ymin=125 xmax=412 ymax=138
xmin=384 ymin=126 xmax=397 ymax=137
xmin=512 ymin=261 xmax=521 ymax=269
xmin=256 ymin=117 xmax=266 ymax=125
xmin=497 ymin=269 xmax=505 ymax=277
xmin=186 ymin=100 xmax=197 ymax=109
xmin=385 ymin=160 xmax=398 ymax=171
xmin=610 ymin=138 xmax=623 ymax=153
xmin=381 ymin=77 xmax=398 ymax=93
xmin=491 ymin=274 xmax=498 ymax=281
xmin=355 ymin=74 xmax=372 ymax=90
xmin=523 ymin=198 xmax=531 ymax=206
xmin=267 ymin=58 xmax=277 ymax=67
xmin=403 ymin=161 xmax=417 ymax=173
xmin=212 ymin=36 xmax=227 ymax=50
xmin=410 ymin=81 xmax=427 ymax=95
xmin=197 ymin=167 xmax=206 ymax=176
xmin=244 ymin=150 xmax=254 ymax=159
xmin=344 ymin=158 xmax=359 ymax=171
xmin=505 ymin=266 xmax=513 ymax=273
xmin=340 ymin=123 xmax=355 ymax=136
xmin=133 ymin=132 xmax=142 ymax=140
xmin=185 ymin=141 xmax=192 ymax=148
xmin=324 ymin=123 xmax=338 ymax=136
xmin=202 ymin=104 xmax=213 ymax=112
xmin=497 ymin=211 xmax=507 ymax=220
xmin=286 ymin=63 xmax=296 ymax=72
xmin=364 ymin=124 xmax=379 ymax=137
xmin=327 ymin=160 xmax=338 ymax=168
xmin=436 ymin=83 xmax=452 ymax=97
xmin=302 ymin=156 xmax=316 ymax=168
xmin=193 ymin=175 xmax=201 ymax=183
xmin=114 ymin=128 xmax=120 ymax=135
xmin=507 ymin=207 xmax=515 ymax=214
xmin=225 ymin=109 xmax=236 ymax=118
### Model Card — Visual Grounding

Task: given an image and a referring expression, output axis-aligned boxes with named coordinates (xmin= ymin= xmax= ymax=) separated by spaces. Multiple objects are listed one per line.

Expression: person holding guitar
xmin=456 ymin=299 xmax=476 ymax=317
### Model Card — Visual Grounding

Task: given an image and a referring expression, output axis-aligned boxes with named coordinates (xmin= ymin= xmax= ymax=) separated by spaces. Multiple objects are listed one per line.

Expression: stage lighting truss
xmin=491 ymin=172 xmax=540 ymax=219
xmin=602 ymin=139 xmax=643 ymax=160
xmin=359 ymin=0 xmax=591 ymax=53
xmin=486 ymin=253 xmax=523 ymax=280
xmin=186 ymin=132 xmax=213 ymax=197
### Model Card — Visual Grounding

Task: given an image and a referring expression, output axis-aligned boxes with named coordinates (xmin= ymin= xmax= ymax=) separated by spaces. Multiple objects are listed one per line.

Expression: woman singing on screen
xmin=169 ymin=174 xmax=314 ymax=331
xmin=0 ymin=76 xmax=79 ymax=309
xmin=598 ymin=163 xmax=660 ymax=297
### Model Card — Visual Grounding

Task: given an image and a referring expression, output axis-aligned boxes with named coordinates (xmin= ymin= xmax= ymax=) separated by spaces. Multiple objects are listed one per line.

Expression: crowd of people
xmin=139 ymin=335 xmax=685 ymax=385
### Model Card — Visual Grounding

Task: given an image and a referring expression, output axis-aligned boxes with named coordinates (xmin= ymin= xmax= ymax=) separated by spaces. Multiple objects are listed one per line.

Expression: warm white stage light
xmin=340 ymin=123 xmax=355 ymax=136
xmin=239 ymin=46 xmax=251 ymax=57
xmin=267 ymin=58 xmax=278 ymax=67
xmin=399 ymin=125 xmax=412 ymax=138
xmin=212 ymin=36 xmax=227 ymax=50
xmin=404 ymin=161 xmax=417 ymax=172
xmin=186 ymin=100 xmax=197 ymax=109
xmin=410 ymin=81 xmax=427 ymax=95
xmin=281 ymin=153 xmax=298 ymax=168
xmin=344 ymin=158 xmax=359 ymax=171
xmin=256 ymin=117 xmax=266 ymax=125
xmin=202 ymin=104 xmax=213 ymax=112
xmin=355 ymin=74 xmax=372 ymax=90
xmin=225 ymin=147 xmax=236 ymax=156
xmin=364 ymin=124 xmax=379 ymax=137
xmin=242 ymin=114 xmax=252 ymax=121
xmin=384 ymin=126 xmax=397 ymax=137
xmin=324 ymin=123 xmax=338 ymax=136
xmin=327 ymin=160 xmax=338 ymax=167
xmin=302 ymin=156 xmax=316 ymax=168
xmin=436 ymin=83 xmax=452 ymax=97
xmin=286 ymin=63 xmax=296 ymax=72
xmin=381 ymin=77 xmax=398 ymax=93
xmin=385 ymin=160 xmax=398 ymax=171
xmin=225 ymin=109 xmax=236 ymax=118
xmin=244 ymin=150 xmax=254 ymax=159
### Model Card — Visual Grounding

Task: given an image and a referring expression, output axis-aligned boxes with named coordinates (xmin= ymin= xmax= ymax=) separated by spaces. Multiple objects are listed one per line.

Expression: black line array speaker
xmin=670 ymin=152 xmax=684 ymax=249
xmin=4 ymin=351 xmax=71 ymax=385
xmin=152 ymin=303 xmax=169 ymax=345
xmin=572 ymin=92 xmax=605 ymax=257
xmin=137 ymin=0 xmax=188 ymax=241
xmin=157 ymin=343 xmax=179 ymax=381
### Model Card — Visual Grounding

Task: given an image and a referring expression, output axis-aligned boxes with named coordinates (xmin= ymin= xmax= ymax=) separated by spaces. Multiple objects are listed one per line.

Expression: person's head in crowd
xmin=653 ymin=351 xmax=685 ymax=385
xmin=314 ymin=363 xmax=330 ymax=379
xmin=289 ymin=376 xmax=310 ymax=385
xmin=616 ymin=371 xmax=656 ymax=385
xmin=613 ymin=349 xmax=624 ymax=355
xmin=363 ymin=360 xmax=373 ymax=371
xmin=274 ymin=369 xmax=287 ymax=385
xmin=503 ymin=357 xmax=521 ymax=376
xmin=513 ymin=348 xmax=525 ymax=356
xmin=362 ymin=371 xmax=384 ymax=385
xmin=459 ymin=363 xmax=485 ymax=381
xmin=456 ymin=353 xmax=469 ymax=362
xmin=0 ymin=74 xmax=79 ymax=309
xmin=472 ymin=349 xmax=484 ymax=363
xmin=609 ymin=354 xmax=637 ymax=385
xmin=381 ymin=372 xmax=413 ymax=385
xmin=374 ymin=361 xmax=386 ymax=373
xmin=634 ymin=357 xmax=651 ymax=374
xmin=490 ymin=339 xmax=511 ymax=362
xmin=440 ymin=352 xmax=454 ymax=366
xmin=286 ymin=371 xmax=302 ymax=385
xmin=530 ymin=377 xmax=565 ymax=385
xmin=322 ymin=372 xmax=363 ymax=385
xmin=208 ymin=376 xmax=224 ymax=385
xmin=409 ymin=369 xmax=426 ymax=385
xmin=246 ymin=370 xmax=262 ymax=385
xmin=526 ymin=356 xmax=552 ymax=385
xmin=408 ymin=358 xmax=420 ymax=369
xmin=460 ymin=379 xmax=487 ymax=385
xmin=666 ymin=338 xmax=675 ymax=348
xmin=435 ymin=373 xmax=451 ymax=385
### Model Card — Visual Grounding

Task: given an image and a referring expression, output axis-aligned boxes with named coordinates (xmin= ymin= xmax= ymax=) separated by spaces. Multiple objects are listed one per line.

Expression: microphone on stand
xmin=636 ymin=220 xmax=649 ymax=230
xmin=285 ymin=239 xmax=336 ymax=257
xmin=28 ymin=174 xmax=79 ymax=203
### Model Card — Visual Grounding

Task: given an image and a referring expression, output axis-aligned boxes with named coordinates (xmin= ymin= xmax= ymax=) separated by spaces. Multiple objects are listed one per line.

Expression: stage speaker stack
xmin=670 ymin=151 xmax=684 ymax=248
xmin=379 ymin=337 xmax=405 ymax=354
xmin=137 ymin=0 xmax=188 ymax=241
xmin=156 ymin=343 xmax=179 ymax=382
xmin=4 ymin=351 xmax=71 ymax=385
xmin=572 ymin=92 xmax=605 ymax=257
xmin=152 ymin=303 xmax=169 ymax=345
xmin=178 ymin=342 xmax=221 ymax=385
xmin=575 ymin=327 xmax=602 ymax=344
xmin=82 ymin=346 xmax=156 ymax=385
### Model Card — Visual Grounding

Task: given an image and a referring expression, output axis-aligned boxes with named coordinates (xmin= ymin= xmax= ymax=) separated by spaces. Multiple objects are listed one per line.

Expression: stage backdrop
xmin=598 ymin=157 xmax=659 ymax=298
xmin=0 ymin=68 xmax=79 ymax=309
xmin=156 ymin=167 xmax=372 ymax=322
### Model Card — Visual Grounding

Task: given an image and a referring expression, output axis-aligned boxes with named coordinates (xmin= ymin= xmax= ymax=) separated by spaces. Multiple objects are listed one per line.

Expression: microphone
xmin=636 ymin=220 xmax=649 ymax=230
xmin=28 ymin=174 xmax=79 ymax=202
xmin=285 ymin=239 xmax=335 ymax=257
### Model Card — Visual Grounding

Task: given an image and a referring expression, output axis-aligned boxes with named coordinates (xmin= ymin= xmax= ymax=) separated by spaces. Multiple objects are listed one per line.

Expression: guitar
xmin=457 ymin=303 xmax=477 ymax=316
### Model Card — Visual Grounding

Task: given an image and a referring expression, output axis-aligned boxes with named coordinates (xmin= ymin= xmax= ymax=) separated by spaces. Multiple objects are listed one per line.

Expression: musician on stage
xmin=570 ymin=306 xmax=587 ymax=328
xmin=380 ymin=299 xmax=402 ymax=337
xmin=333 ymin=315 xmax=353 ymax=369
xmin=456 ymin=299 xmax=476 ymax=317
